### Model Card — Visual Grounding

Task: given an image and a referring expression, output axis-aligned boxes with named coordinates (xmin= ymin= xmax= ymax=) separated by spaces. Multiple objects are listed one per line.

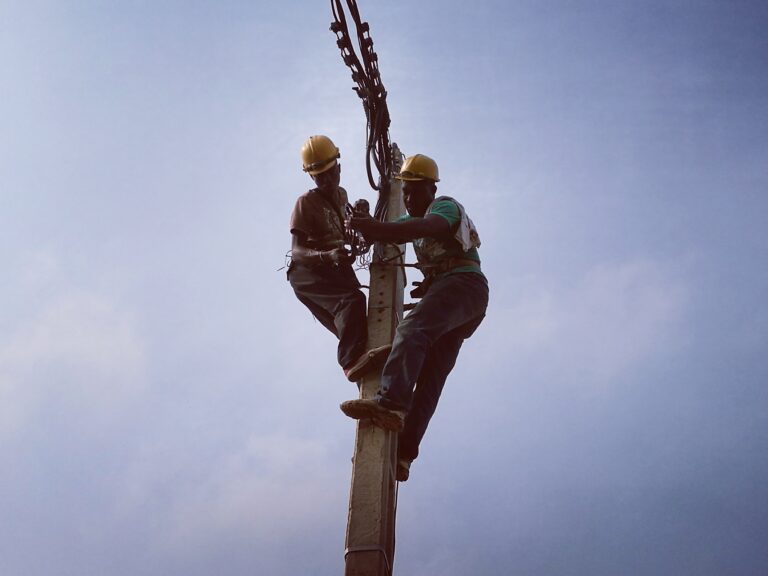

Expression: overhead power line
xmin=330 ymin=0 xmax=393 ymax=223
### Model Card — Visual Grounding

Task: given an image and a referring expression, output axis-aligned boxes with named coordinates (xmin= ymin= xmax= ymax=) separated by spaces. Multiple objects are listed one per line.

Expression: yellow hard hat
xmin=395 ymin=153 xmax=440 ymax=182
xmin=301 ymin=135 xmax=340 ymax=175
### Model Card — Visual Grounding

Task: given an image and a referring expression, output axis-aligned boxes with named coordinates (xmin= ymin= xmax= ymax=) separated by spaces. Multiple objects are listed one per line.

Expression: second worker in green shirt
xmin=342 ymin=153 xmax=489 ymax=482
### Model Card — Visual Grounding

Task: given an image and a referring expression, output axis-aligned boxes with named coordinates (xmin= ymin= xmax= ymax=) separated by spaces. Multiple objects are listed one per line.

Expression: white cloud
xmin=154 ymin=433 xmax=347 ymax=553
xmin=486 ymin=259 xmax=689 ymax=385
xmin=0 ymin=253 xmax=147 ymax=438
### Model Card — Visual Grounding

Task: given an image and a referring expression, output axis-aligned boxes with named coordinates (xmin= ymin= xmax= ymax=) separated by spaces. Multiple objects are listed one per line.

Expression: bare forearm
xmin=291 ymin=244 xmax=330 ymax=265
xmin=352 ymin=214 xmax=449 ymax=243
xmin=291 ymin=234 xmax=329 ymax=265
xmin=291 ymin=235 xmax=353 ymax=266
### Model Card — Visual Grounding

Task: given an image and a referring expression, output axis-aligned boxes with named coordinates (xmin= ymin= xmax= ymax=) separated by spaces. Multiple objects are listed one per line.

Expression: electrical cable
xmin=330 ymin=0 xmax=393 ymax=224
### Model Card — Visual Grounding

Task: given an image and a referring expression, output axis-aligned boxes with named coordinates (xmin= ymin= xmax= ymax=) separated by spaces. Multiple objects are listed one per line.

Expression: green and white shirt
xmin=398 ymin=196 xmax=484 ymax=278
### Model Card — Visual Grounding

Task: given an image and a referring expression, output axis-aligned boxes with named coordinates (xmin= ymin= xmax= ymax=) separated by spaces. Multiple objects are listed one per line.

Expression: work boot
xmin=396 ymin=458 xmax=412 ymax=482
xmin=343 ymin=344 xmax=392 ymax=382
xmin=340 ymin=398 xmax=405 ymax=432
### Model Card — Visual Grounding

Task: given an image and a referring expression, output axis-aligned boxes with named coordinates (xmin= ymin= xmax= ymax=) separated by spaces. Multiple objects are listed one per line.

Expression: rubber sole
xmin=344 ymin=344 xmax=392 ymax=382
xmin=340 ymin=399 xmax=405 ymax=432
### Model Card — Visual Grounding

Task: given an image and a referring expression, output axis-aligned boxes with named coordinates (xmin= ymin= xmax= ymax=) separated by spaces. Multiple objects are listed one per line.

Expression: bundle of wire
xmin=330 ymin=0 xmax=393 ymax=225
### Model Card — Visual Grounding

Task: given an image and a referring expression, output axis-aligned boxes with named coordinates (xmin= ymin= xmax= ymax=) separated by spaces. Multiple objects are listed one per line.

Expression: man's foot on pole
xmin=396 ymin=458 xmax=412 ymax=482
xmin=340 ymin=398 xmax=405 ymax=432
xmin=343 ymin=344 xmax=392 ymax=382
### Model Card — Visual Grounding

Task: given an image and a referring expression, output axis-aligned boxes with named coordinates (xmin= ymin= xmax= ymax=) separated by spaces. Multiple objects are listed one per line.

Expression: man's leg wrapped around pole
xmin=288 ymin=263 xmax=368 ymax=368
xmin=376 ymin=273 xmax=489 ymax=411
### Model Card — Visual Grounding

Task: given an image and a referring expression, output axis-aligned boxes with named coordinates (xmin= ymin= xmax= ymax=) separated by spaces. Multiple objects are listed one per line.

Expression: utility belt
xmin=409 ymin=258 xmax=481 ymax=299
xmin=418 ymin=257 xmax=481 ymax=278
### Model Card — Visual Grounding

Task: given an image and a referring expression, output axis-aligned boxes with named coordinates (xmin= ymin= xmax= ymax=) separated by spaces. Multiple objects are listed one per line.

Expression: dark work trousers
xmin=376 ymin=272 xmax=489 ymax=462
xmin=288 ymin=261 xmax=368 ymax=369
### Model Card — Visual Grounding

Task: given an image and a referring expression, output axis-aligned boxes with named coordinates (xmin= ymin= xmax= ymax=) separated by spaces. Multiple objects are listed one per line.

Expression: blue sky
xmin=1 ymin=1 xmax=767 ymax=575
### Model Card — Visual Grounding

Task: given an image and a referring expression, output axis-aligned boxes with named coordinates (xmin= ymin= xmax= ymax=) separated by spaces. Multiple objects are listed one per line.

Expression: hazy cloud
xmin=485 ymin=259 xmax=688 ymax=386
xmin=1 ymin=1 xmax=766 ymax=575
xmin=0 ymin=252 xmax=147 ymax=438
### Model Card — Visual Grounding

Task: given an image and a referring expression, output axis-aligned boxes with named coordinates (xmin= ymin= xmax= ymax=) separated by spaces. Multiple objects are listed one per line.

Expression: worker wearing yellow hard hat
xmin=394 ymin=153 xmax=440 ymax=182
xmin=300 ymin=134 xmax=340 ymax=176
xmin=341 ymin=152 xmax=488 ymax=482
xmin=288 ymin=135 xmax=390 ymax=382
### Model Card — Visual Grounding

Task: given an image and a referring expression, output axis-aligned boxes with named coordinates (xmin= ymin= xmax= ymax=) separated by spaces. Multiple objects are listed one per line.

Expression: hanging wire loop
xmin=330 ymin=0 xmax=393 ymax=215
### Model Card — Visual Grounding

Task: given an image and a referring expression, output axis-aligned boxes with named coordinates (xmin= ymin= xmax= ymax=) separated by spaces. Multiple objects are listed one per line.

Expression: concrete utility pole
xmin=344 ymin=146 xmax=405 ymax=576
